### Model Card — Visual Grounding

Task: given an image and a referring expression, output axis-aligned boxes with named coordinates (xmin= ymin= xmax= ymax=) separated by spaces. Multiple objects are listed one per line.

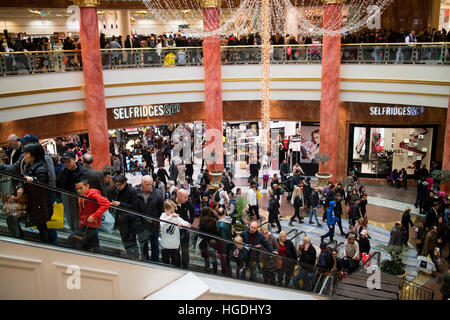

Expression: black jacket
xmin=299 ymin=245 xmax=317 ymax=272
xmin=311 ymin=191 xmax=319 ymax=208
xmin=113 ymin=183 xmax=139 ymax=224
xmin=85 ymin=165 xmax=106 ymax=197
xmin=358 ymin=237 xmax=371 ymax=255
xmin=22 ymin=160 xmax=51 ymax=226
xmin=135 ymin=188 xmax=164 ymax=230
xmin=56 ymin=162 xmax=89 ymax=192
xmin=175 ymin=200 xmax=196 ymax=225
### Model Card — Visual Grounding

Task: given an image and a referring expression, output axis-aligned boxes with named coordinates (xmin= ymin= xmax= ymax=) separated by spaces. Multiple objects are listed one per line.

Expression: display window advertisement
xmin=349 ymin=124 xmax=438 ymax=178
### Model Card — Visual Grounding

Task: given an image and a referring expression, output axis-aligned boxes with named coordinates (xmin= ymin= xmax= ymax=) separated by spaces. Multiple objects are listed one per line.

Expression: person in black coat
xmin=56 ymin=151 xmax=89 ymax=231
xmin=175 ymin=189 xmax=196 ymax=269
xmin=358 ymin=230 xmax=371 ymax=255
xmin=82 ymin=153 xmax=106 ymax=197
xmin=3 ymin=143 xmax=51 ymax=242
xmin=241 ymin=221 xmax=277 ymax=281
xmin=268 ymin=190 xmax=282 ymax=233
xmin=157 ymin=165 xmax=170 ymax=187
xmin=334 ymin=193 xmax=347 ymax=236
xmin=6 ymin=134 xmax=22 ymax=165
xmin=135 ymin=175 xmax=164 ymax=262
xmin=111 ymin=175 xmax=139 ymax=259
xmin=424 ymin=202 xmax=439 ymax=232
xmin=401 ymin=207 xmax=415 ymax=246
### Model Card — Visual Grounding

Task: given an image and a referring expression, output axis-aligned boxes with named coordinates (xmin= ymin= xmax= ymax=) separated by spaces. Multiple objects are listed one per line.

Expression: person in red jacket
xmin=69 ymin=180 xmax=111 ymax=253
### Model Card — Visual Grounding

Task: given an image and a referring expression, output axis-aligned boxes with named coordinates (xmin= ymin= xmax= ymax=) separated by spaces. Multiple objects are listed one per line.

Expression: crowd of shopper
xmin=1 ymin=128 xmax=449 ymax=296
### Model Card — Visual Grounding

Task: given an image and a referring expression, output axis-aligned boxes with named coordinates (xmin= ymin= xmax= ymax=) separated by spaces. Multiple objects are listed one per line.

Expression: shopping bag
xmin=417 ymin=255 xmax=436 ymax=274
xmin=256 ymin=190 xmax=262 ymax=200
xmin=47 ymin=202 xmax=64 ymax=229
xmin=99 ymin=210 xmax=115 ymax=233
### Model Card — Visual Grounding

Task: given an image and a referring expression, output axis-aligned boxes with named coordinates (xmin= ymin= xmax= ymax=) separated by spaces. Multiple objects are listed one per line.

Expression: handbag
xmin=2 ymin=195 xmax=28 ymax=218
xmin=99 ymin=210 xmax=115 ymax=233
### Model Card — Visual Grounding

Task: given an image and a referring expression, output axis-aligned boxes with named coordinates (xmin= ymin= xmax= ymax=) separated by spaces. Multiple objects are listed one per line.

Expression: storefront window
xmin=350 ymin=125 xmax=435 ymax=177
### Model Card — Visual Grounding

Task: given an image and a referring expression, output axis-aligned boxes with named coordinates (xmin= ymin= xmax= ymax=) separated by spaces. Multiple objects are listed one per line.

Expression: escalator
xmin=0 ymin=170 xmax=323 ymax=300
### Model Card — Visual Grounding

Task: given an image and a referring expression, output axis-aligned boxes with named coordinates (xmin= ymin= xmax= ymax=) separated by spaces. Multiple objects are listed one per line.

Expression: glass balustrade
xmin=0 ymin=170 xmax=324 ymax=293
xmin=0 ymin=43 xmax=448 ymax=76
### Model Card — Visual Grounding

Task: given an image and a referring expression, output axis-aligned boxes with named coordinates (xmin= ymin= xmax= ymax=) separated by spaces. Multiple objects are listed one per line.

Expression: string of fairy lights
xmin=142 ymin=0 xmax=393 ymax=150
xmin=142 ymin=0 xmax=393 ymax=37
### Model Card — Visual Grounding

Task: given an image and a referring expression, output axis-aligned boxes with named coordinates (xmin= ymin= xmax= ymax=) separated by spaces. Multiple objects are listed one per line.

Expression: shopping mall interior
xmin=0 ymin=0 xmax=449 ymax=301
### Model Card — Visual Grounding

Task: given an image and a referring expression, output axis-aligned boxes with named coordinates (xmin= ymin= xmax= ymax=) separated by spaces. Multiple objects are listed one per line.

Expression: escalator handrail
xmin=0 ymin=170 xmax=300 ymax=265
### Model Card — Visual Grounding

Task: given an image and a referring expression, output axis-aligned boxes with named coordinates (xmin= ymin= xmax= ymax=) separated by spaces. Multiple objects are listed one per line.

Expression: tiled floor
xmin=126 ymin=160 xmax=445 ymax=290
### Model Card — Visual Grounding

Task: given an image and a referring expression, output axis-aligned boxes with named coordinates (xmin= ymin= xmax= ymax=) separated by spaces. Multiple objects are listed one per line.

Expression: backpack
xmin=214 ymin=189 xmax=222 ymax=202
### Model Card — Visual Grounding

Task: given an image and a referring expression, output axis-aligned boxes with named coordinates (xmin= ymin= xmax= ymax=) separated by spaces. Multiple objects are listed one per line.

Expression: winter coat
xmin=326 ymin=201 xmax=338 ymax=227
xmin=260 ymin=234 xmax=279 ymax=272
xmin=56 ymin=162 xmax=89 ymax=192
xmin=22 ymin=160 xmax=51 ymax=227
xmin=135 ymin=188 xmax=164 ymax=231
xmin=241 ymin=229 xmax=274 ymax=262
xmin=388 ymin=225 xmax=403 ymax=247
xmin=113 ymin=183 xmax=139 ymax=226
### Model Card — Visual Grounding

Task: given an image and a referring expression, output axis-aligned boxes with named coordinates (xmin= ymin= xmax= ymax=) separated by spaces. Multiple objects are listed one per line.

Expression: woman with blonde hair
xmin=289 ymin=184 xmax=304 ymax=226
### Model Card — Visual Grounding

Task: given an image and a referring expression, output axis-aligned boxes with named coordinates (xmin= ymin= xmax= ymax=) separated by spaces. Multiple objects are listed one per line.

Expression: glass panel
xmin=187 ymin=47 xmax=203 ymax=66
xmin=62 ymin=51 xmax=81 ymax=71
xmin=415 ymin=44 xmax=443 ymax=64
xmin=341 ymin=46 xmax=359 ymax=63
xmin=309 ymin=45 xmax=322 ymax=63
xmin=32 ymin=52 xmax=55 ymax=73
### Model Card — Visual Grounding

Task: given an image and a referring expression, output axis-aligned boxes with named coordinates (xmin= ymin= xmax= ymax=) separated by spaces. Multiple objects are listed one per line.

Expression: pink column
xmin=79 ymin=4 xmax=110 ymax=170
xmin=442 ymin=95 xmax=450 ymax=193
xmin=318 ymin=1 xmax=342 ymax=180
xmin=203 ymin=6 xmax=224 ymax=172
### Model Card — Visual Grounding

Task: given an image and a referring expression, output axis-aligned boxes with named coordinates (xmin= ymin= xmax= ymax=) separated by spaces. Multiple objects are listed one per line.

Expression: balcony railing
xmin=0 ymin=42 xmax=449 ymax=76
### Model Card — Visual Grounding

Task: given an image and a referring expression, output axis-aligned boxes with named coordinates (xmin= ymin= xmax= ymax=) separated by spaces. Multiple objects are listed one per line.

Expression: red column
xmin=203 ymin=6 xmax=224 ymax=172
xmin=442 ymin=95 xmax=450 ymax=193
xmin=78 ymin=4 xmax=110 ymax=170
xmin=318 ymin=1 xmax=342 ymax=180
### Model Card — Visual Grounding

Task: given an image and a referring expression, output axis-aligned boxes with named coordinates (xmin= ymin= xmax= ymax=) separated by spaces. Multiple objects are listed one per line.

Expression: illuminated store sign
xmin=113 ymin=104 xmax=181 ymax=120
xmin=369 ymin=106 xmax=425 ymax=116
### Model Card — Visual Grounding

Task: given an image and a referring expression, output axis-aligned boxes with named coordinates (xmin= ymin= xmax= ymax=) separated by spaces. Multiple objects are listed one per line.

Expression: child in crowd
xmin=232 ymin=235 xmax=249 ymax=279
xmin=70 ymin=179 xmax=111 ymax=253
xmin=160 ymin=199 xmax=192 ymax=267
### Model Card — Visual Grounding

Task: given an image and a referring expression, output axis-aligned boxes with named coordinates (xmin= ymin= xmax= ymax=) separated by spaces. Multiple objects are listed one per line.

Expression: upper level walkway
xmin=1 ymin=43 xmax=449 ymax=76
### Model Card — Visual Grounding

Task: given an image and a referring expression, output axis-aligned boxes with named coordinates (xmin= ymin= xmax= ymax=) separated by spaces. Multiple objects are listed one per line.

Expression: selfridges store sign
xmin=113 ymin=104 xmax=181 ymax=120
xmin=369 ymin=106 xmax=425 ymax=116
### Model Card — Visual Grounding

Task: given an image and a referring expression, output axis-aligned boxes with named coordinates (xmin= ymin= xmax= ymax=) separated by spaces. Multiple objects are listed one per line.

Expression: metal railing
xmin=399 ymin=278 xmax=434 ymax=300
xmin=0 ymin=42 xmax=448 ymax=76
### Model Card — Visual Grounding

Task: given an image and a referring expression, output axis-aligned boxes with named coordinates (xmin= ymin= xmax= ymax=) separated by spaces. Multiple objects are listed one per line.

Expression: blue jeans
xmin=138 ymin=222 xmax=160 ymax=262
xmin=309 ymin=207 xmax=321 ymax=225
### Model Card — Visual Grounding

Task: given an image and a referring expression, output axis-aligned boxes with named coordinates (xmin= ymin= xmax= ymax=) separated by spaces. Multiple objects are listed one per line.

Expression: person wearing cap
xmin=56 ymin=150 xmax=89 ymax=231
xmin=358 ymin=230 xmax=371 ymax=255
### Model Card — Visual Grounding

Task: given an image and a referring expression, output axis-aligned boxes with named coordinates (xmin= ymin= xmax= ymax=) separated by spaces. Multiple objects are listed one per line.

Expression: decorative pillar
xmin=318 ymin=0 xmax=343 ymax=181
xmin=74 ymin=0 xmax=110 ymax=170
xmin=201 ymin=0 xmax=224 ymax=175
xmin=431 ymin=0 xmax=441 ymax=30
xmin=442 ymin=94 xmax=450 ymax=193
xmin=117 ymin=9 xmax=132 ymax=42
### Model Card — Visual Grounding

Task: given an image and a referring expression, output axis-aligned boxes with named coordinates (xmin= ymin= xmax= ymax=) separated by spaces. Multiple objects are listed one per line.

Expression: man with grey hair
xmin=7 ymin=134 xmax=22 ymax=165
xmin=82 ymin=153 xmax=106 ymax=197
xmin=175 ymin=188 xmax=195 ymax=269
xmin=136 ymin=175 xmax=164 ymax=262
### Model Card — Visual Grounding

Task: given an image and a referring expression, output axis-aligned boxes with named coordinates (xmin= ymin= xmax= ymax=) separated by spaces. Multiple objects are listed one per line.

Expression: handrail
xmin=0 ymin=170 xmax=295 ymax=266
xmin=288 ymin=230 xmax=306 ymax=242
xmin=0 ymin=42 xmax=448 ymax=54
xmin=399 ymin=277 xmax=434 ymax=300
